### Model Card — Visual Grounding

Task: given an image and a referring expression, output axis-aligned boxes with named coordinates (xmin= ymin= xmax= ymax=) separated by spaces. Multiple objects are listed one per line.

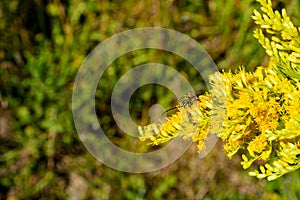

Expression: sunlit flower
xmin=139 ymin=0 xmax=300 ymax=181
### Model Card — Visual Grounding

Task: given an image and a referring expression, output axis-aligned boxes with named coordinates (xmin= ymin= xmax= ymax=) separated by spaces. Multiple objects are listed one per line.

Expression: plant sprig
xmin=138 ymin=0 xmax=300 ymax=181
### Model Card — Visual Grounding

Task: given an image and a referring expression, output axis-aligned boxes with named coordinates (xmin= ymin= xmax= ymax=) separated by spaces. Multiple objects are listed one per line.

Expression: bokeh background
xmin=1 ymin=0 xmax=300 ymax=199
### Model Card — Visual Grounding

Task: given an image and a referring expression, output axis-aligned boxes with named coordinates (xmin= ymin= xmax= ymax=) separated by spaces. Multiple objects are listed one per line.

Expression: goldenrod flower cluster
xmin=138 ymin=0 xmax=300 ymax=181
xmin=252 ymin=0 xmax=300 ymax=81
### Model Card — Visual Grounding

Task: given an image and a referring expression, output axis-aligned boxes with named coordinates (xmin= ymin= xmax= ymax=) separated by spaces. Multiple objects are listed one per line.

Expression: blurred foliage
xmin=0 ymin=0 xmax=299 ymax=199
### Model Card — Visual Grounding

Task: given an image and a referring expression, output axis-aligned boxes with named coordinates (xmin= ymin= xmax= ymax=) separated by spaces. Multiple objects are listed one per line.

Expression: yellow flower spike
xmin=138 ymin=0 xmax=300 ymax=181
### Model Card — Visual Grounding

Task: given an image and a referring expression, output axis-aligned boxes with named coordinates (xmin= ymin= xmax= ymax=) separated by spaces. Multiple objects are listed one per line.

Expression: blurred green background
xmin=1 ymin=0 xmax=300 ymax=199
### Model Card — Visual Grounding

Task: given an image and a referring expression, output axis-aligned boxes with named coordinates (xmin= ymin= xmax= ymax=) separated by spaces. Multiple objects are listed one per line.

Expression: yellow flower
xmin=139 ymin=0 xmax=300 ymax=181
xmin=248 ymin=135 xmax=268 ymax=154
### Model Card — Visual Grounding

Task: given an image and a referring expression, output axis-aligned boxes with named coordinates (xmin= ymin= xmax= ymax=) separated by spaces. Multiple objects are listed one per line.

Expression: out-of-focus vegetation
xmin=0 ymin=0 xmax=299 ymax=199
